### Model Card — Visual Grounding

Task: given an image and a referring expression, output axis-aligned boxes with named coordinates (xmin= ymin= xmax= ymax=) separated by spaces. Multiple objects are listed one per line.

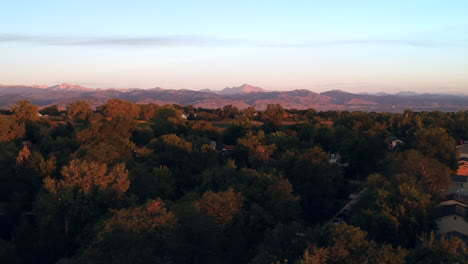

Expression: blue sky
xmin=1 ymin=0 xmax=467 ymax=93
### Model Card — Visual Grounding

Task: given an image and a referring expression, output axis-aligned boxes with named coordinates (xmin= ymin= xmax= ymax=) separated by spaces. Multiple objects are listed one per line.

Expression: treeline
xmin=0 ymin=99 xmax=467 ymax=263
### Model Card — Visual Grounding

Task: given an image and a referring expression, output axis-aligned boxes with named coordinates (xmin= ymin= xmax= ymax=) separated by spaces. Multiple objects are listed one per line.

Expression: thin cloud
xmin=0 ymin=34 xmax=227 ymax=46
xmin=0 ymin=33 xmax=461 ymax=48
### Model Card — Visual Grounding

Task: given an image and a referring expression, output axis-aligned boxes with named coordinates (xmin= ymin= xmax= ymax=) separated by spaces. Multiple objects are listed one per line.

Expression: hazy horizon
xmin=2 ymin=1 xmax=468 ymax=94
xmin=2 ymin=82 xmax=468 ymax=96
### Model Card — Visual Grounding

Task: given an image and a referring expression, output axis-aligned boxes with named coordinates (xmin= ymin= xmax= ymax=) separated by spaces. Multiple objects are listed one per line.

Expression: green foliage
xmin=410 ymin=127 xmax=458 ymax=169
xmin=352 ymin=173 xmax=433 ymax=247
xmin=130 ymin=165 xmax=176 ymax=201
xmin=279 ymin=147 xmax=344 ymax=222
xmin=408 ymin=232 xmax=468 ymax=264
xmin=132 ymin=127 xmax=154 ymax=145
xmin=297 ymin=223 xmax=408 ymax=264
xmin=0 ymin=100 xmax=466 ymax=263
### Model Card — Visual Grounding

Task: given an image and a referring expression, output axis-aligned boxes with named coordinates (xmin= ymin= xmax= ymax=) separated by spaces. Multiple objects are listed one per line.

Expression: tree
xmin=351 ymin=173 xmax=433 ymax=247
xmin=410 ymin=128 xmax=458 ymax=169
xmin=262 ymin=104 xmax=286 ymax=131
xmin=10 ymin=100 xmax=39 ymax=120
xmin=278 ymin=147 xmax=344 ymax=222
xmin=221 ymin=105 xmax=239 ymax=120
xmin=194 ymin=188 xmax=244 ymax=227
xmin=237 ymin=131 xmax=276 ymax=167
xmin=101 ymin=199 xmax=176 ymax=236
xmin=66 ymin=101 xmax=92 ymax=122
xmin=243 ymin=106 xmax=257 ymax=120
xmin=139 ymin=103 xmax=160 ymax=120
xmin=131 ymin=127 xmax=154 ymax=145
xmin=172 ymin=199 xmax=224 ymax=264
xmin=153 ymin=134 xmax=193 ymax=154
xmin=408 ymin=232 xmax=468 ymax=264
xmin=75 ymin=117 xmax=138 ymax=164
xmin=252 ymin=222 xmax=310 ymax=264
xmin=98 ymin=99 xmax=140 ymax=119
xmin=44 ymin=159 xmax=130 ymax=198
xmin=130 ymin=165 xmax=176 ymax=201
xmin=39 ymin=105 xmax=61 ymax=116
xmin=152 ymin=106 xmax=185 ymax=137
xmin=386 ymin=150 xmax=451 ymax=194
xmin=297 ymin=245 xmax=328 ymax=264
xmin=79 ymin=199 xmax=176 ymax=264
xmin=31 ymin=160 xmax=131 ymax=261
xmin=222 ymin=119 xmax=253 ymax=145
xmin=0 ymin=115 xmax=25 ymax=142
xmin=297 ymin=223 xmax=408 ymax=264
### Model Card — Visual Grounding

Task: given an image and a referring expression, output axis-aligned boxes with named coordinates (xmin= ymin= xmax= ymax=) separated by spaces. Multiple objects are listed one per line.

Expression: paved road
xmin=323 ymin=187 xmax=368 ymax=227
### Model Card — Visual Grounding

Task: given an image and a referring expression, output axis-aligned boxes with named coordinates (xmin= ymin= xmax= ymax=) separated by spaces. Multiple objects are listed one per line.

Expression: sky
xmin=1 ymin=0 xmax=468 ymax=94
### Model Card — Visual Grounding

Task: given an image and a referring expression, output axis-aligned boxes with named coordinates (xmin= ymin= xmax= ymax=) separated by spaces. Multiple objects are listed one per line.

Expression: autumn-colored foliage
xmin=0 ymin=100 xmax=467 ymax=263
xmin=44 ymin=159 xmax=130 ymax=195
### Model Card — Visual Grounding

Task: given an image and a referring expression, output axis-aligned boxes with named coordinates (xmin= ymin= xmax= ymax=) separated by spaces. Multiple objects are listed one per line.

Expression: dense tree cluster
xmin=0 ymin=99 xmax=467 ymax=263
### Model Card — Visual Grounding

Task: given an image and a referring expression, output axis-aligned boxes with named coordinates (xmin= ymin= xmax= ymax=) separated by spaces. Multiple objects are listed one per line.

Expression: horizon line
xmin=1 ymin=82 xmax=467 ymax=96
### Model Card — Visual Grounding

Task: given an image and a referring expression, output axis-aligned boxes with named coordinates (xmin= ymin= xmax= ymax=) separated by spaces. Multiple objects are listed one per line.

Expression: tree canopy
xmin=0 ymin=100 xmax=466 ymax=263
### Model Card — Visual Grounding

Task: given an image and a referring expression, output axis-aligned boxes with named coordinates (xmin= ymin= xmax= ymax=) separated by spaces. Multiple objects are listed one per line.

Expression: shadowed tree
xmin=408 ymin=232 xmax=468 ymax=264
xmin=351 ymin=173 xmax=433 ymax=247
xmin=79 ymin=199 xmax=176 ymax=264
xmin=39 ymin=105 xmax=61 ymax=116
xmin=410 ymin=127 xmax=458 ymax=169
xmin=152 ymin=106 xmax=185 ymax=137
xmin=41 ymin=159 xmax=130 ymax=237
xmin=0 ymin=115 xmax=25 ymax=142
xmin=297 ymin=223 xmax=408 ymax=264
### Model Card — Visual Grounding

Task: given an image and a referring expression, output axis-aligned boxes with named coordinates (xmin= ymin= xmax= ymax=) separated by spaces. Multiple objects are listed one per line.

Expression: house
xmin=209 ymin=141 xmax=217 ymax=150
xmin=21 ymin=141 xmax=32 ymax=149
xmin=435 ymin=201 xmax=468 ymax=241
xmin=181 ymin=114 xmax=188 ymax=119
xmin=329 ymin=153 xmax=340 ymax=164
xmin=385 ymin=136 xmax=403 ymax=149
xmin=221 ymin=144 xmax=235 ymax=154
xmin=457 ymin=144 xmax=468 ymax=159
xmin=443 ymin=175 xmax=468 ymax=197
xmin=435 ymin=144 xmax=468 ymax=243
xmin=329 ymin=153 xmax=349 ymax=167
xmin=457 ymin=160 xmax=468 ymax=176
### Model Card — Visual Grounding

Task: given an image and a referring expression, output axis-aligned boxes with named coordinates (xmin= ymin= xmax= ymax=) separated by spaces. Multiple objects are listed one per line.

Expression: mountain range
xmin=0 ymin=83 xmax=466 ymax=112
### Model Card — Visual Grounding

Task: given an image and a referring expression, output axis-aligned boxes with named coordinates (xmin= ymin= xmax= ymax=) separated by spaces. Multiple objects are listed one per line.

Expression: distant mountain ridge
xmin=0 ymin=83 xmax=466 ymax=112
xmin=217 ymin=84 xmax=268 ymax=95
